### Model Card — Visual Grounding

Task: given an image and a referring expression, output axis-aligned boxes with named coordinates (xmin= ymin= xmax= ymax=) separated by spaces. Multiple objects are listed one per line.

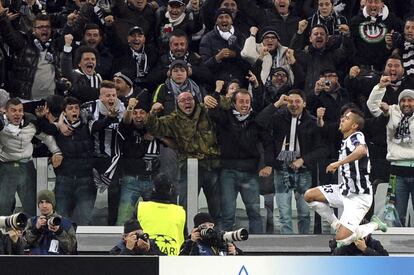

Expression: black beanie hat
xmin=123 ymin=218 xmax=142 ymax=234
xmin=260 ymin=26 xmax=281 ymax=42
xmin=135 ymin=90 xmax=152 ymax=113
xmin=193 ymin=212 xmax=214 ymax=228
xmin=215 ymin=8 xmax=233 ymax=22
xmin=114 ymin=69 xmax=134 ymax=87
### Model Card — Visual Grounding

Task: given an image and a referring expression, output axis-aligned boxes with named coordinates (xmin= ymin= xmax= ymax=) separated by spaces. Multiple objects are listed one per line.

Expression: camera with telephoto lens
xmin=47 ymin=216 xmax=61 ymax=227
xmin=198 ymin=227 xmax=249 ymax=243
xmin=0 ymin=212 xmax=28 ymax=230
xmin=135 ymin=232 xmax=149 ymax=242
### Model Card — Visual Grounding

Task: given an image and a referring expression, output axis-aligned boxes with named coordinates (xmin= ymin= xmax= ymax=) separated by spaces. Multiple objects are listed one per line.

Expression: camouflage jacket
xmin=146 ymin=104 xmax=219 ymax=161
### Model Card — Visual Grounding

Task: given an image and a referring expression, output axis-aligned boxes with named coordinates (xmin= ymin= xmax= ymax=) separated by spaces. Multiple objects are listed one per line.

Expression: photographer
xmin=110 ymin=218 xmax=164 ymax=255
xmin=309 ymin=69 xmax=350 ymax=124
xmin=179 ymin=213 xmax=243 ymax=256
xmin=0 ymin=228 xmax=25 ymax=255
xmin=24 ymin=190 xmax=77 ymax=255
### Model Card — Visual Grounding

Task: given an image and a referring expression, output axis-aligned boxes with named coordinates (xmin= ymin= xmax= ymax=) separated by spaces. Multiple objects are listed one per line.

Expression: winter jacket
xmin=38 ymin=118 xmax=94 ymax=177
xmin=208 ymin=105 xmax=273 ymax=172
xmin=367 ymin=84 xmax=414 ymax=162
xmin=292 ymin=34 xmax=354 ymax=95
xmin=199 ymin=26 xmax=250 ymax=83
xmin=0 ymin=113 xmax=61 ymax=162
xmin=256 ymin=105 xmax=328 ymax=170
xmin=145 ymin=104 xmax=219 ymax=161
xmin=25 ymin=213 xmax=77 ymax=255
xmin=241 ymin=36 xmax=294 ymax=85
xmin=0 ymin=13 xmax=61 ymax=99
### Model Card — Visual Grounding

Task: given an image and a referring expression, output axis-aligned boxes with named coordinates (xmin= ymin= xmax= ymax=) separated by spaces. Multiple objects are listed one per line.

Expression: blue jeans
xmin=55 ymin=175 xmax=97 ymax=225
xmin=275 ymin=169 xmax=311 ymax=234
xmin=395 ymin=175 xmax=414 ymax=226
xmin=0 ymin=161 xmax=36 ymax=216
xmin=116 ymin=175 xmax=153 ymax=225
xmin=178 ymin=160 xmax=221 ymax=226
xmin=220 ymin=169 xmax=263 ymax=234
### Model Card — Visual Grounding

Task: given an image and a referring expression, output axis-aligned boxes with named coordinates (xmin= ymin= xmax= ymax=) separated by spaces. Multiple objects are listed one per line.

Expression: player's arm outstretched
xmin=326 ymin=144 xmax=367 ymax=173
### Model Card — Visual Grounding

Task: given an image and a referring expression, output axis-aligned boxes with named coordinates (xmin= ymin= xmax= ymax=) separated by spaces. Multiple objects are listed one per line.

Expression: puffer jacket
xmin=0 ymin=13 xmax=61 ymax=99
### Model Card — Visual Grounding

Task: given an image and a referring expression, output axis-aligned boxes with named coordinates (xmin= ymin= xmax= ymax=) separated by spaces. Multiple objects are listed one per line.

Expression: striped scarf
xmin=402 ymin=41 xmax=414 ymax=76
xmin=393 ymin=113 xmax=412 ymax=144
xmin=74 ymin=69 xmax=102 ymax=88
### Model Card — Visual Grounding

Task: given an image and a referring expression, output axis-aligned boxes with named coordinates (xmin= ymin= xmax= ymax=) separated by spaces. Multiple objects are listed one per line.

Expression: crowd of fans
xmin=0 ymin=0 xmax=412 ymax=255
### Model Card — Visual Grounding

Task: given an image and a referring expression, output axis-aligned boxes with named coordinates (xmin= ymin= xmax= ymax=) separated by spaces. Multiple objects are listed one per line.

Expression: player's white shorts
xmin=317 ymin=184 xmax=372 ymax=232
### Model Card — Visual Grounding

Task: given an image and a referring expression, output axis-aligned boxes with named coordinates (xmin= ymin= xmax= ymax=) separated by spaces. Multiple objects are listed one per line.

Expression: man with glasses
xmin=0 ymin=12 xmax=64 ymax=99
xmin=241 ymin=26 xmax=297 ymax=91
xmin=145 ymin=92 xmax=221 ymax=227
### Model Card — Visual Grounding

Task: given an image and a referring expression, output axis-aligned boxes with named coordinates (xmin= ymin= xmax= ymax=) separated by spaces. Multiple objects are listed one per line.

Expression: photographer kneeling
xmin=24 ymin=190 xmax=77 ymax=255
xmin=180 ymin=213 xmax=244 ymax=256
xmin=110 ymin=218 xmax=164 ymax=255
xmin=0 ymin=212 xmax=27 ymax=255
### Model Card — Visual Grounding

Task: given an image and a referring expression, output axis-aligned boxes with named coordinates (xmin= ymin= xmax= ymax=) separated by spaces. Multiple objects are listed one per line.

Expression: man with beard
xmin=350 ymin=0 xmax=402 ymax=72
xmin=116 ymin=95 xmax=160 ymax=225
xmin=38 ymin=97 xmax=96 ymax=226
xmin=304 ymin=108 xmax=387 ymax=247
xmin=385 ymin=17 xmax=414 ymax=78
xmin=155 ymin=0 xmax=203 ymax=54
xmin=109 ymin=25 xmax=158 ymax=91
xmin=83 ymin=80 xmax=125 ymax=225
xmin=201 ymin=0 xmax=257 ymax=36
xmin=241 ymin=26 xmax=303 ymax=91
xmin=145 ymin=92 xmax=221 ymax=226
xmin=199 ymin=8 xmax=250 ymax=85
xmin=292 ymin=24 xmax=353 ymax=96
xmin=61 ymin=34 xmax=102 ymax=103
xmin=0 ymin=13 xmax=64 ymax=99
xmin=147 ymin=29 xmax=213 ymax=89
xmin=262 ymin=67 xmax=293 ymax=107
xmin=368 ymin=81 xmax=414 ymax=227
xmin=0 ymin=98 xmax=62 ymax=216
xmin=113 ymin=69 xmax=147 ymax=108
xmin=180 ymin=212 xmax=242 ymax=255
xmin=256 ymin=90 xmax=328 ymax=234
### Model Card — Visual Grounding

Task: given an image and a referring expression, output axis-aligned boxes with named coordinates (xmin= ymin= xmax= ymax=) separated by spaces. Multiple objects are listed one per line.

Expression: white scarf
xmin=3 ymin=114 xmax=23 ymax=136
xmin=217 ymin=25 xmax=235 ymax=41
xmin=63 ymin=115 xmax=81 ymax=130
xmin=165 ymin=11 xmax=186 ymax=26
xmin=232 ymin=109 xmax=251 ymax=122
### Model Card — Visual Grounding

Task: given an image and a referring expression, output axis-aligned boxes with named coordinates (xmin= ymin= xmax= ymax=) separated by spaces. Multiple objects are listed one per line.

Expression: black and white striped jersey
xmin=339 ymin=131 xmax=372 ymax=196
